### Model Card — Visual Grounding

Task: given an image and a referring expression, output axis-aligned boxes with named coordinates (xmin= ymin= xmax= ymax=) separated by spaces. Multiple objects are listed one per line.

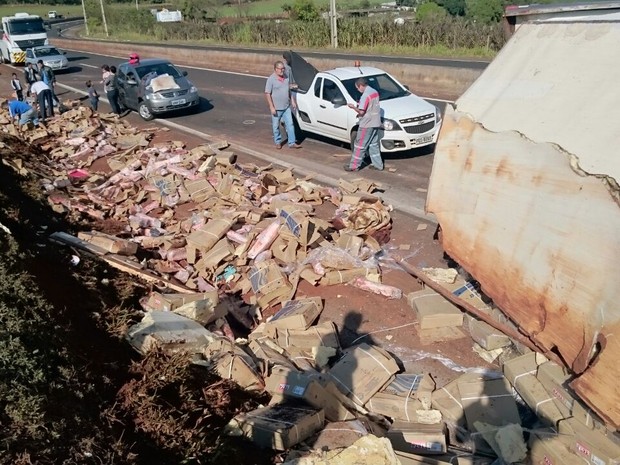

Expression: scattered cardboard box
xmin=458 ymin=377 xmax=521 ymax=454
xmin=228 ymin=403 xmax=324 ymax=450
xmin=308 ymin=420 xmax=369 ymax=451
xmin=503 ymin=353 xmax=566 ymax=427
xmin=386 ymin=421 xmax=447 ymax=455
xmin=266 ymin=297 xmax=323 ymax=330
xmin=366 ymin=391 xmax=427 ymax=422
xmin=265 ymin=366 xmax=355 ymax=422
xmin=328 ymin=343 xmax=400 ymax=406
xmin=203 ymin=338 xmax=264 ymax=391
xmin=77 ymin=230 xmax=138 ymax=255
xmin=528 ymin=432 xmax=585 ymax=465
xmin=408 ymin=289 xmax=464 ymax=329
xmin=126 ymin=311 xmax=216 ymax=354
xmin=558 ymin=418 xmax=620 ymax=465
xmin=465 ymin=315 xmax=511 ymax=350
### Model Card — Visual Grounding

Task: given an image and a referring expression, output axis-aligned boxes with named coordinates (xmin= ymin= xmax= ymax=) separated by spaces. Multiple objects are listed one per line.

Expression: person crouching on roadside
xmin=6 ymin=92 xmax=40 ymax=129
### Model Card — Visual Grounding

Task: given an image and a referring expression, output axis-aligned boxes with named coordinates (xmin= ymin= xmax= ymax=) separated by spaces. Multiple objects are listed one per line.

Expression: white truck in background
xmin=0 ymin=12 xmax=48 ymax=64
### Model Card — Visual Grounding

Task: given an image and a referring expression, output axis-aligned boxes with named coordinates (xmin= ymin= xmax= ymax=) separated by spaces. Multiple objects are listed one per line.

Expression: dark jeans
xmin=37 ymin=89 xmax=54 ymax=120
xmin=106 ymin=89 xmax=121 ymax=114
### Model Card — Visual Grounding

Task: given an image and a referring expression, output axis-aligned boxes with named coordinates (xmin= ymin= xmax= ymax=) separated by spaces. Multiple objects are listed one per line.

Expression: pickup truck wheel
xmin=350 ymin=129 xmax=358 ymax=147
xmin=138 ymin=102 xmax=154 ymax=121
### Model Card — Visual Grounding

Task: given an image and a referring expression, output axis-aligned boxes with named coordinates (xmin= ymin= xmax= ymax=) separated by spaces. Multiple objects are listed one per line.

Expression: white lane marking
xmin=80 ymin=63 xmax=99 ymax=69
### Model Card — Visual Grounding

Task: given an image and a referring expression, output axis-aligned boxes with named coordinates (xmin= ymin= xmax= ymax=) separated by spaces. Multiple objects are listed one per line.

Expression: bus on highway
xmin=0 ymin=12 xmax=48 ymax=64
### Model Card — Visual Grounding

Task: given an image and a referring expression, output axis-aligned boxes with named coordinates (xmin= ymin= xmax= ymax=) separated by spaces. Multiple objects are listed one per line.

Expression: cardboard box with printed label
xmin=395 ymin=450 xmax=483 ymax=465
xmin=528 ymin=432 xmax=586 ymax=465
xmin=536 ymin=361 xmax=610 ymax=433
xmin=386 ymin=421 xmax=447 ymax=455
xmin=265 ymin=366 xmax=355 ymax=422
xmin=265 ymin=297 xmax=323 ymax=330
xmin=328 ymin=343 xmax=400 ymax=406
xmin=229 ymin=403 xmax=324 ymax=450
xmin=407 ymin=289 xmax=464 ymax=329
xmin=503 ymin=353 xmax=566 ymax=427
xmin=559 ymin=418 xmax=620 ymax=465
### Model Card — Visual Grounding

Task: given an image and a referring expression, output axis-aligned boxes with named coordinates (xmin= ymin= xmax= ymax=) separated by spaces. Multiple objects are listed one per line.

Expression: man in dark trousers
xmin=37 ymin=60 xmax=60 ymax=106
xmin=344 ymin=77 xmax=384 ymax=172
xmin=30 ymin=80 xmax=54 ymax=122
xmin=23 ymin=62 xmax=38 ymax=97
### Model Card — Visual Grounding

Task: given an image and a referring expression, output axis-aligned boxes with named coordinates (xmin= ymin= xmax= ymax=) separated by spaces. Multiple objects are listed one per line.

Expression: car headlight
xmin=189 ymin=86 xmax=198 ymax=94
xmin=382 ymin=118 xmax=401 ymax=131
xmin=435 ymin=106 xmax=442 ymax=124
xmin=147 ymin=93 xmax=164 ymax=101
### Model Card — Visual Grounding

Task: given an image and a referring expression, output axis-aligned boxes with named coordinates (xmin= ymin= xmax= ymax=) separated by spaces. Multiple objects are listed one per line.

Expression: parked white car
xmin=292 ymin=57 xmax=442 ymax=152
xmin=25 ymin=45 xmax=69 ymax=71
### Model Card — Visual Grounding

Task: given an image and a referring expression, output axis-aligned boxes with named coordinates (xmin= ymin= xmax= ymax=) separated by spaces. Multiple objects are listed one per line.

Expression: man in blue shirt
xmin=7 ymin=93 xmax=40 ymax=128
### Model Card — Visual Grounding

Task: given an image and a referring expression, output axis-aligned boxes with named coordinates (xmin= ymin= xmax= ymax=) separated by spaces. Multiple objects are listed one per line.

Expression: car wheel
xmin=350 ymin=129 xmax=358 ymax=148
xmin=117 ymin=95 xmax=127 ymax=113
xmin=138 ymin=101 xmax=154 ymax=121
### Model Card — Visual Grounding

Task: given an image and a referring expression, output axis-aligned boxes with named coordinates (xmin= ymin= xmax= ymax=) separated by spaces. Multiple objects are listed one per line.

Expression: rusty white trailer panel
xmin=426 ymin=21 xmax=620 ymax=429
xmin=456 ymin=22 xmax=620 ymax=183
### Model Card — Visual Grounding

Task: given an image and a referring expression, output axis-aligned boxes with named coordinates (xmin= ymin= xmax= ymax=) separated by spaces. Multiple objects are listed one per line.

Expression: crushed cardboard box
xmin=328 ymin=343 xmax=400 ymax=406
xmin=386 ymin=421 xmax=448 ymax=455
xmin=227 ymin=403 xmax=324 ymax=450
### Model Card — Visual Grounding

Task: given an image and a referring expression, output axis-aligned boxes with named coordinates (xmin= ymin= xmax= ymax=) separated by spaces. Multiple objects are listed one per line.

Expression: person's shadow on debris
xmin=340 ymin=310 xmax=377 ymax=348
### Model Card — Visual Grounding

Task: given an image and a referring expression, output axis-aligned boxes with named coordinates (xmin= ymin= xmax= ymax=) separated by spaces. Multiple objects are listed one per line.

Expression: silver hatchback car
xmin=25 ymin=46 xmax=69 ymax=71
xmin=116 ymin=58 xmax=200 ymax=121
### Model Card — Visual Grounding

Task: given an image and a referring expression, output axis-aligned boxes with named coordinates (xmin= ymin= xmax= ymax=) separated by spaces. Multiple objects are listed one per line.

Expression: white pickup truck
xmin=291 ymin=56 xmax=442 ymax=153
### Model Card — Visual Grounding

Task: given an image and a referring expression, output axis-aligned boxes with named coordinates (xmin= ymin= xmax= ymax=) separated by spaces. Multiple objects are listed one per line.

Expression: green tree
xmin=282 ymin=0 xmax=321 ymax=21
xmin=440 ymin=0 xmax=466 ymax=16
xmin=416 ymin=2 xmax=448 ymax=21
xmin=466 ymin=0 xmax=504 ymax=23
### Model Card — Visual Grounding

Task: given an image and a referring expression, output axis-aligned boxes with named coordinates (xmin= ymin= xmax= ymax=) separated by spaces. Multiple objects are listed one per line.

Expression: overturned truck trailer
xmin=426 ymin=9 xmax=620 ymax=428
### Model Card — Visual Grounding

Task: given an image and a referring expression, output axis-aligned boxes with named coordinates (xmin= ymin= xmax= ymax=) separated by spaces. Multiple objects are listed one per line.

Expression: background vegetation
xmin=0 ymin=0 xmax=582 ymax=58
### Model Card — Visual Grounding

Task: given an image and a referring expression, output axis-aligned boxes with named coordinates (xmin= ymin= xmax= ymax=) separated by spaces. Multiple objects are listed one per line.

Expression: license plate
xmin=171 ymin=98 xmax=186 ymax=105
xmin=414 ymin=135 xmax=433 ymax=145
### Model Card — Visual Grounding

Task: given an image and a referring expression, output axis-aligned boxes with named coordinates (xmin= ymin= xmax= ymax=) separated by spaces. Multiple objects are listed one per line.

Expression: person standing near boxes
xmin=264 ymin=60 xmax=302 ymax=150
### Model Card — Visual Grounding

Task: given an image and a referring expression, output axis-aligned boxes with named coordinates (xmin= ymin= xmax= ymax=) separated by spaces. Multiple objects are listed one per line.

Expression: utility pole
xmin=99 ymin=0 xmax=109 ymax=37
xmin=81 ymin=0 xmax=90 ymax=36
xmin=329 ymin=0 xmax=338 ymax=48
xmin=136 ymin=0 xmax=139 ymax=10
